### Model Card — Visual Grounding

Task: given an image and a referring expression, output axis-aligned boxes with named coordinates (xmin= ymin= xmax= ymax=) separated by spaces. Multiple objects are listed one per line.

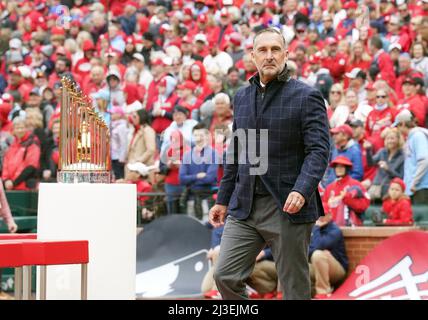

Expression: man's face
xmin=214 ymin=100 xmax=230 ymax=117
xmin=13 ymin=122 xmax=27 ymax=139
xmin=55 ymin=60 xmax=67 ymax=74
xmin=91 ymin=69 xmax=104 ymax=84
xmin=332 ymin=132 xmax=347 ymax=145
xmin=10 ymin=74 xmax=21 ymax=86
xmin=193 ymin=129 xmax=208 ymax=146
xmin=387 ymin=21 xmax=399 ymax=33
xmin=323 ymin=16 xmax=333 ymax=29
xmin=398 ymin=57 xmax=411 ymax=72
xmin=402 ymin=83 xmax=414 ymax=97
xmin=173 ymin=111 xmax=186 ymax=125
xmin=228 ymin=71 xmax=240 ymax=85
xmin=108 ymin=77 xmax=120 ymax=89
xmin=352 ymin=125 xmax=364 ymax=139
xmin=285 ymin=0 xmax=297 ymax=12
xmin=28 ymin=94 xmax=42 ymax=107
xmin=181 ymin=42 xmax=192 ymax=54
xmin=252 ymin=32 xmax=288 ymax=83
xmin=345 ymin=91 xmax=358 ymax=107
xmin=334 ymin=165 xmax=347 ymax=178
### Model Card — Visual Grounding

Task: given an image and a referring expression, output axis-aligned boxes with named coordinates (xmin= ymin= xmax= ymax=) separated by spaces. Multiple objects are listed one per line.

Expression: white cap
xmin=132 ymin=53 xmax=145 ymax=62
xmin=345 ymin=68 xmax=362 ymax=79
xmin=392 ymin=109 xmax=414 ymax=126
xmin=127 ymin=162 xmax=150 ymax=176
xmin=9 ymin=38 xmax=22 ymax=50
xmin=389 ymin=15 xmax=400 ymax=25
xmin=253 ymin=0 xmax=264 ymax=4
xmin=223 ymin=0 xmax=234 ymax=5
xmin=194 ymin=33 xmax=208 ymax=44
xmin=388 ymin=42 xmax=402 ymax=52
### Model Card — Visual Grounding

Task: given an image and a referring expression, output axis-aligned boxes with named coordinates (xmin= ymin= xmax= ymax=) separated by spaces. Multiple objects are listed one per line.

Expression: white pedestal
xmin=36 ymin=183 xmax=136 ymax=300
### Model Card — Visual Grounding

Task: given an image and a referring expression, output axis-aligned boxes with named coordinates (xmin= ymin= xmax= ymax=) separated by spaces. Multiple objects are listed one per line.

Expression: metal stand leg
xmin=81 ymin=264 xmax=88 ymax=300
xmin=40 ymin=266 xmax=47 ymax=300
xmin=14 ymin=267 xmax=23 ymax=300
xmin=22 ymin=266 xmax=32 ymax=300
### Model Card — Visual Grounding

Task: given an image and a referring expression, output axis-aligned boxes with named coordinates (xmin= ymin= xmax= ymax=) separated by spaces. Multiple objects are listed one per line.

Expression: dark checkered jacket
xmin=216 ymin=69 xmax=330 ymax=224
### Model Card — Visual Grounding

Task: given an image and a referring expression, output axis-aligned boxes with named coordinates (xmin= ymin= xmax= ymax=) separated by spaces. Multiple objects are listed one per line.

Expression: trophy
xmin=57 ymin=78 xmax=111 ymax=183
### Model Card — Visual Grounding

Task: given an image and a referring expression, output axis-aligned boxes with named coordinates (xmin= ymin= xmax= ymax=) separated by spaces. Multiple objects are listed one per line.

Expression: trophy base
xmin=57 ymin=171 xmax=111 ymax=184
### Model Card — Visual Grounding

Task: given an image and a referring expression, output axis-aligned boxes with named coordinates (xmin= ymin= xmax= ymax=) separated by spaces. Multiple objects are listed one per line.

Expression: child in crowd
xmin=380 ymin=178 xmax=414 ymax=226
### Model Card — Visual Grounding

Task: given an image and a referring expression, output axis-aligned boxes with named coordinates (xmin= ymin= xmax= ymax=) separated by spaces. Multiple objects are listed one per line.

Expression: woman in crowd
xmin=125 ymin=109 xmax=156 ymax=182
xmin=364 ymin=127 xmax=405 ymax=201
xmin=327 ymin=83 xmax=345 ymax=126
xmin=2 ymin=116 xmax=40 ymax=190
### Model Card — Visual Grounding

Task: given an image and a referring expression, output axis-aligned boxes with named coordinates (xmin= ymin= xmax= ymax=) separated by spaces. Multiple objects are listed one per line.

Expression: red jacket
xmin=385 ymin=32 xmax=412 ymax=53
xmin=322 ymin=175 xmax=370 ymax=226
xmin=1 ymin=132 xmax=40 ymax=190
xmin=344 ymin=59 xmax=372 ymax=89
xmin=365 ymin=107 xmax=396 ymax=151
xmin=151 ymin=94 xmax=179 ymax=134
xmin=382 ymin=197 xmax=413 ymax=226
xmin=373 ymin=51 xmax=396 ymax=88
xmin=358 ymin=136 xmax=378 ymax=183
xmin=395 ymin=69 xmax=424 ymax=100
xmin=322 ymin=53 xmax=348 ymax=83
xmin=396 ymin=95 xmax=426 ymax=127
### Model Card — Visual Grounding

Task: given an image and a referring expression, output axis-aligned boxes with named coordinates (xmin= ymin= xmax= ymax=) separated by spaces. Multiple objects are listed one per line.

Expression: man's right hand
xmin=209 ymin=204 xmax=227 ymax=228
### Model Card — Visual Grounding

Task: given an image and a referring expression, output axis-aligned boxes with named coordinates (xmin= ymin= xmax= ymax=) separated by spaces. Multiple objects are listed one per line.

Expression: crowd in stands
xmin=1 ymin=0 xmax=428 ymax=299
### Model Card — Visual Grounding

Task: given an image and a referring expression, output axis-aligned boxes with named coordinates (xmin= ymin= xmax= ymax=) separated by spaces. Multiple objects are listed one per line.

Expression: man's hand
xmin=283 ymin=191 xmax=305 ymax=214
xmin=7 ymin=221 xmax=18 ymax=233
xmin=196 ymin=172 xmax=207 ymax=179
xmin=4 ymin=180 xmax=13 ymax=190
xmin=209 ymin=204 xmax=227 ymax=228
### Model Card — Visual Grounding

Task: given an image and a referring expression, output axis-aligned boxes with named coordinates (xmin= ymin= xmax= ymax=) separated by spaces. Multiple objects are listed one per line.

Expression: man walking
xmin=209 ymin=28 xmax=330 ymax=300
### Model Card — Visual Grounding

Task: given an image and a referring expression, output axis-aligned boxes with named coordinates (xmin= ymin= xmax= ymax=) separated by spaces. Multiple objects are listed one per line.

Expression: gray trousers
xmin=214 ymin=194 xmax=314 ymax=300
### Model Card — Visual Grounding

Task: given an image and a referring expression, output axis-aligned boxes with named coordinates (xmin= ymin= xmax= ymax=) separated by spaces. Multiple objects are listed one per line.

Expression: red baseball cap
xmin=82 ymin=39 xmax=95 ymax=51
xmin=178 ymin=80 xmax=197 ymax=91
xmin=343 ymin=1 xmax=358 ymax=9
xmin=309 ymin=53 xmax=322 ymax=64
xmin=390 ymin=177 xmax=406 ymax=191
xmin=151 ymin=59 xmax=164 ymax=67
xmin=197 ymin=14 xmax=208 ymax=24
xmin=330 ymin=155 xmax=353 ymax=168
xmin=330 ymin=124 xmax=353 ymax=137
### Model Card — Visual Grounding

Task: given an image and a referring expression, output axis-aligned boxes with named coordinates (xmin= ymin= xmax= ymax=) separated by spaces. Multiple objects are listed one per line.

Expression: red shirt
xmin=396 ymin=95 xmax=427 ymax=127
xmin=382 ymin=197 xmax=413 ymax=225
xmin=365 ymin=107 xmax=396 ymax=151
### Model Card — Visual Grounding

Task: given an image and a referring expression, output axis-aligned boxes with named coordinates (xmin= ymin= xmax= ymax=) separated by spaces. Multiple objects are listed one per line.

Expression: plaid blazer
xmin=216 ymin=71 xmax=330 ymax=224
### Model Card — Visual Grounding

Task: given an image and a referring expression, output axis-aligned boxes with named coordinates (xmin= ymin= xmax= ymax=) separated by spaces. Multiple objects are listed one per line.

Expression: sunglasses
xmin=331 ymin=91 xmax=342 ymax=94
xmin=377 ymin=95 xmax=387 ymax=98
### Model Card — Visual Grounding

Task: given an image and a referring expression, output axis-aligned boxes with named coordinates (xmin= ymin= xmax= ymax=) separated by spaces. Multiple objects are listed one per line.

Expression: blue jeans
xmin=165 ymin=183 xmax=185 ymax=214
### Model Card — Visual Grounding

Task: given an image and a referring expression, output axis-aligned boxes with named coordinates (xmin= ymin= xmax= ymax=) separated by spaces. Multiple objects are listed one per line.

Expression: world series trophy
xmin=57 ymin=78 xmax=111 ymax=183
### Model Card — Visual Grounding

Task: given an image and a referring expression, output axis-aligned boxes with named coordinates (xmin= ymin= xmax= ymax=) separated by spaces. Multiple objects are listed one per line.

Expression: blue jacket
xmin=179 ymin=146 xmax=219 ymax=191
xmin=216 ymin=69 xmax=330 ymax=223
xmin=326 ymin=140 xmax=364 ymax=185
xmin=309 ymin=222 xmax=348 ymax=271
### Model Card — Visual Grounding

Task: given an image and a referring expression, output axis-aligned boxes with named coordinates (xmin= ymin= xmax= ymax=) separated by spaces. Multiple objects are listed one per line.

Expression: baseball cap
xmin=349 ymin=119 xmax=364 ymax=128
xmin=343 ymin=1 xmax=358 ymax=9
xmin=194 ymin=33 xmax=208 ymax=44
xmin=178 ymin=80 xmax=197 ymax=91
xmin=390 ymin=177 xmax=406 ymax=192
xmin=402 ymin=77 xmax=416 ymax=85
xmin=345 ymin=68 xmax=362 ymax=79
xmin=197 ymin=14 xmax=208 ymax=24
xmin=388 ymin=43 xmax=402 ymax=52
xmin=9 ymin=38 xmax=22 ymax=50
xmin=392 ymin=109 xmax=414 ymax=127
xmin=29 ymin=88 xmax=41 ymax=96
xmin=330 ymin=124 xmax=353 ymax=136
xmin=173 ymin=105 xmax=189 ymax=115
xmin=127 ymin=162 xmax=150 ymax=176
xmin=132 ymin=53 xmax=145 ymax=63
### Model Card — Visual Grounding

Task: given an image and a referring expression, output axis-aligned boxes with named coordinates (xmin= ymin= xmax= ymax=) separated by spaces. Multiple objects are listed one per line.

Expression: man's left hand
xmin=7 ymin=221 xmax=18 ymax=233
xmin=283 ymin=191 xmax=305 ymax=214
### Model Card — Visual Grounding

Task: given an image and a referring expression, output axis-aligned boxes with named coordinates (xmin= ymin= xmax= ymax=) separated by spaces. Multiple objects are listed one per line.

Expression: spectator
xmin=161 ymin=105 xmax=198 ymax=156
xmin=81 ymin=65 xmax=106 ymax=96
xmin=323 ymin=156 xmax=371 ymax=226
xmin=365 ymin=88 xmax=396 ymax=151
xmin=127 ymin=53 xmax=153 ymax=91
xmin=345 ymin=40 xmax=372 ymax=88
xmin=327 ymin=84 xmax=345 ymax=124
xmin=350 ymin=119 xmax=377 ymax=191
xmin=125 ymin=109 xmax=156 ymax=181
xmin=394 ymin=109 xmax=428 ymax=204
xmin=111 ymin=106 xmax=129 ymax=181
xmin=309 ymin=212 xmax=348 ymax=299
xmin=40 ymin=116 xmax=60 ymax=183
xmin=305 ymin=53 xmax=333 ymax=101
xmin=327 ymin=124 xmax=364 ymax=184
xmin=321 ymin=37 xmax=348 ymax=83
xmin=330 ymin=89 xmax=373 ymax=128
xmin=368 ymin=36 xmax=396 ymax=88
xmin=411 ymin=42 xmax=428 ymax=89
xmin=159 ymin=130 xmax=189 ymax=214
xmin=396 ymin=77 xmax=426 ymax=127
xmin=203 ymin=38 xmax=234 ymax=77
xmin=320 ymin=13 xmax=335 ymax=40
xmin=365 ymin=127 xmax=405 ymax=201
xmin=223 ymin=67 xmax=244 ymax=99
xmin=374 ymin=178 xmax=414 ymax=226
xmin=202 ymin=93 xmax=233 ymax=136
xmin=395 ymin=53 xmax=423 ymax=100
xmin=2 ymin=116 xmax=40 ymax=190
xmin=179 ymin=123 xmax=219 ymax=220
xmin=345 ymin=68 xmax=368 ymax=103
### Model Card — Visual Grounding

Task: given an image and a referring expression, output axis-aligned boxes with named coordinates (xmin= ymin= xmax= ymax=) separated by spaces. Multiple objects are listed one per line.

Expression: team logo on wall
xmin=331 ymin=231 xmax=428 ymax=300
